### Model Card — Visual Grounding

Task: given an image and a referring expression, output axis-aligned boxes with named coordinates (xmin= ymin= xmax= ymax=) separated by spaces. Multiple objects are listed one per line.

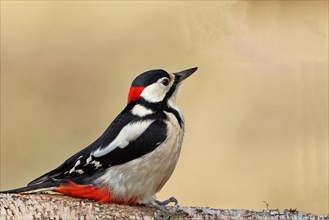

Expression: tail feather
xmin=1 ymin=180 xmax=140 ymax=205
xmin=0 ymin=181 xmax=59 ymax=194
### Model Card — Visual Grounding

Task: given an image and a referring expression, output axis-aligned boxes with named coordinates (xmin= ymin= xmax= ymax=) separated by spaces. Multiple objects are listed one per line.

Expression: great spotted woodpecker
xmin=1 ymin=67 xmax=197 ymax=208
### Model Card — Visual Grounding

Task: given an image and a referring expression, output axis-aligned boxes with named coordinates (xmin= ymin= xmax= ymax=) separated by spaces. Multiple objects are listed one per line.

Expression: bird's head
xmin=127 ymin=67 xmax=198 ymax=105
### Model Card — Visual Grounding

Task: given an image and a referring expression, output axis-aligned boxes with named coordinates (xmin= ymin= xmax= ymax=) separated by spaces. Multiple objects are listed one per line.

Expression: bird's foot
xmin=150 ymin=197 xmax=186 ymax=220
xmin=155 ymin=196 xmax=178 ymax=207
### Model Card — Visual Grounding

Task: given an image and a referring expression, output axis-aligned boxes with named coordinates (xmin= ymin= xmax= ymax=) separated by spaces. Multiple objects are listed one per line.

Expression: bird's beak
xmin=174 ymin=67 xmax=198 ymax=83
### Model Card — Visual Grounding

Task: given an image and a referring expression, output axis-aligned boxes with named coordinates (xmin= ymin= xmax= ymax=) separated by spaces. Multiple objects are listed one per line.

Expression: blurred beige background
xmin=1 ymin=1 xmax=328 ymax=215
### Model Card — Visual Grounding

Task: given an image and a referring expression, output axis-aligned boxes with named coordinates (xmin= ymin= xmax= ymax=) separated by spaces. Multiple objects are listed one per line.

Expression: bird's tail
xmin=0 ymin=181 xmax=59 ymax=194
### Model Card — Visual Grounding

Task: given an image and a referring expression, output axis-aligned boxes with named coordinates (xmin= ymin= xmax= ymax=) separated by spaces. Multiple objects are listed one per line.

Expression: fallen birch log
xmin=0 ymin=193 xmax=327 ymax=219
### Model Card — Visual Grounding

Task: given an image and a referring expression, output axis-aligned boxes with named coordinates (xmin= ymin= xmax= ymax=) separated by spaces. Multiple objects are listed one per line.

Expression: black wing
xmin=28 ymin=106 xmax=167 ymax=186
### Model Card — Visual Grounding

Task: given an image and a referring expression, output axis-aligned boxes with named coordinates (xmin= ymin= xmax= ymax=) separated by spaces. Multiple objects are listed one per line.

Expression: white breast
xmin=94 ymin=111 xmax=184 ymax=204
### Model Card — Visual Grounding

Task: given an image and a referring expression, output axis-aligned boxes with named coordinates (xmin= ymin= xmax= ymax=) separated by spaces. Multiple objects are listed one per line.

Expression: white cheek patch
xmin=131 ymin=104 xmax=154 ymax=117
xmin=92 ymin=120 xmax=155 ymax=158
xmin=141 ymin=80 xmax=173 ymax=103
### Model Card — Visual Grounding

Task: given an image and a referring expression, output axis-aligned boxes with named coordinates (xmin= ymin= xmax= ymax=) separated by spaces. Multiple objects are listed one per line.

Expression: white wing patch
xmin=69 ymin=160 xmax=81 ymax=174
xmin=131 ymin=104 xmax=154 ymax=117
xmin=90 ymin=160 xmax=102 ymax=169
xmin=92 ymin=120 xmax=155 ymax=158
xmin=86 ymin=154 xmax=93 ymax=164
xmin=74 ymin=169 xmax=84 ymax=174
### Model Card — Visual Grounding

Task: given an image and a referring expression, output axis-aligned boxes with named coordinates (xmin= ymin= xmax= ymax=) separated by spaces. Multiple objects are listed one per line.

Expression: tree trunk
xmin=0 ymin=193 xmax=327 ymax=219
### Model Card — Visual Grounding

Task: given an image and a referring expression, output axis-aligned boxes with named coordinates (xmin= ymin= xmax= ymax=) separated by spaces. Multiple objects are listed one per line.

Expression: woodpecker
xmin=1 ymin=67 xmax=197 ymax=208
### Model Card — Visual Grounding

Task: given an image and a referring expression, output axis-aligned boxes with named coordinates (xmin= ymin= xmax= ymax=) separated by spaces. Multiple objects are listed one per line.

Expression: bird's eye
xmin=161 ymin=78 xmax=170 ymax=86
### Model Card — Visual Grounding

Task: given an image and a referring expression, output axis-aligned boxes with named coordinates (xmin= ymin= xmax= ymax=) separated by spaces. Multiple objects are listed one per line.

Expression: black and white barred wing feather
xmin=4 ymin=107 xmax=167 ymax=192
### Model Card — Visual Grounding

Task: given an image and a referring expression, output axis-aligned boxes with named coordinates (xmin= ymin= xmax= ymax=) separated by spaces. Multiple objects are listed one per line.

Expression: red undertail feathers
xmin=53 ymin=181 xmax=138 ymax=205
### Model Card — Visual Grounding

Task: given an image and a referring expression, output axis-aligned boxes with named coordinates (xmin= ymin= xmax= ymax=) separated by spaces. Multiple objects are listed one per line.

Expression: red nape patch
xmin=128 ymin=86 xmax=144 ymax=103
xmin=54 ymin=181 xmax=110 ymax=203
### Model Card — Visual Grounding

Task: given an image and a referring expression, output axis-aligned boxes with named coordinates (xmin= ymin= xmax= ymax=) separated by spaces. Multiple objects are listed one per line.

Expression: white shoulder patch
xmin=131 ymin=104 xmax=154 ymax=117
xmin=92 ymin=120 xmax=155 ymax=157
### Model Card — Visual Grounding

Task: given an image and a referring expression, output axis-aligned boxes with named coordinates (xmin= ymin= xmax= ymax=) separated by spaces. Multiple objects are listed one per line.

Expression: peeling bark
xmin=0 ymin=193 xmax=327 ymax=219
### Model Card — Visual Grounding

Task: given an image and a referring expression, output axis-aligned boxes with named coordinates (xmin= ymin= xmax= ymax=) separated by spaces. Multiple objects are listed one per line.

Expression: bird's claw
xmin=155 ymin=196 xmax=178 ymax=207
xmin=151 ymin=197 xmax=184 ymax=220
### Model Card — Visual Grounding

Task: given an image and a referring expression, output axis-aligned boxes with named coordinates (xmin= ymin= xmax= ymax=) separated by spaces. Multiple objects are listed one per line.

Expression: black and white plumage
xmin=1 ymin=67 xmax=197 ymax=206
